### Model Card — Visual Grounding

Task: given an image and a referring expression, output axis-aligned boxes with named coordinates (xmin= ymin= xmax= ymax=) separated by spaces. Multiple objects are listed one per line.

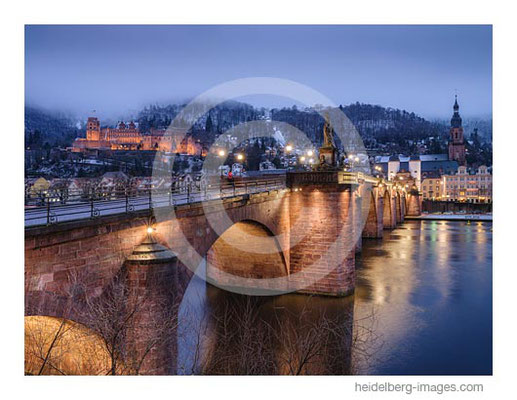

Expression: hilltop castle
xmin=72 ymin=116 xmax=203 ymax=155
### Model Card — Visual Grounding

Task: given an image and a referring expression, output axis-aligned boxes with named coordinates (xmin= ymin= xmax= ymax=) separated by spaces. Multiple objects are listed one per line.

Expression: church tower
xmin=448 ymin=95 xmax=466 ymax=166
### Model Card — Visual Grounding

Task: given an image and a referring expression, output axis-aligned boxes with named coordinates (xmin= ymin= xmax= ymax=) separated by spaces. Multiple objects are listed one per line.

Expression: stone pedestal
xmin=319 ymin=146 xmax=338 ymax=167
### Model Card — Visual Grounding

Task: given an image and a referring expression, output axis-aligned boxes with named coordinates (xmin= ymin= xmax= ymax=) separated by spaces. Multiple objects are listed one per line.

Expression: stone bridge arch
xmin=206 ymin=219 xmax=289 ymax=292
xmin=25 ymin=315 xmax=109 ymax=375
xmin=25 ymin=190 xmax=291 ymax=318
xmin=155 ymin=190 xmax=291 ymax=278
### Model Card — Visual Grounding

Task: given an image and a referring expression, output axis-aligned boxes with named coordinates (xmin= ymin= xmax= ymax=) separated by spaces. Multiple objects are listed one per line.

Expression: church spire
xmin=451 ymin=95 xmax=462 ymax=128
xmin=448 ymin=94 xmax=466 ymax=166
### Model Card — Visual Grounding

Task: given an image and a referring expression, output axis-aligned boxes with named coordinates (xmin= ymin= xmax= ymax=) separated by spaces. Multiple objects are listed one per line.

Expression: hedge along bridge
xmin=25 ymin=170 xmax=421 ymax=374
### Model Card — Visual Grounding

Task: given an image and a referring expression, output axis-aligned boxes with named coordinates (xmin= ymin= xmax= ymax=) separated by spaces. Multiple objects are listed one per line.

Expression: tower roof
xmin=451 ymin=95 xmax=462 ymax=128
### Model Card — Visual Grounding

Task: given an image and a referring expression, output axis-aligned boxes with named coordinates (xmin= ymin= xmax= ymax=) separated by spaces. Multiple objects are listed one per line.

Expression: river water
xmin=178 ymin=220 xmax=492 ymax=375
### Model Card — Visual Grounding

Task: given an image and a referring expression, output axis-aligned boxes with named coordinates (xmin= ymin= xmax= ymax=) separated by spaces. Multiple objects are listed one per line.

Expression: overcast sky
xmin=25 ymin=25 xmax=492 ymax=120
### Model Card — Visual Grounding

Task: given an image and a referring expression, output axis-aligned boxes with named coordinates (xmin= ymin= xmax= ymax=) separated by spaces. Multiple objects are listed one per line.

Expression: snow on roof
xmin=419 ymin=154 xmax=449 ymax=162
xmin=376 ymin=153 xmax=449 ymax=164
xmin=101 ymin=171 xmax=129 ymax=180
xmin=375 ymin=156 xmax=391 ymax=163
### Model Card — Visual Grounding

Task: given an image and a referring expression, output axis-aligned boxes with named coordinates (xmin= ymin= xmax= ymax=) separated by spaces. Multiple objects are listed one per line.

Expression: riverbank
xmin=405 ymin=213 xmax=492 ymax=221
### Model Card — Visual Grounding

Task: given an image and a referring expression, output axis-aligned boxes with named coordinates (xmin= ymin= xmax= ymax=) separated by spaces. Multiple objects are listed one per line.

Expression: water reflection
xmin=355 ymin=220 xmax=492 ymax=375
xmin=178 ymin=220 xmax=492 ymax=375
xmin=178 ymin=265 xmax=357 ymax=375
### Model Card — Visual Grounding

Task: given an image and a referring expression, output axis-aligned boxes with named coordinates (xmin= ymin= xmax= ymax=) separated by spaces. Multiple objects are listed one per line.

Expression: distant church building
xmin=375 ymin=95 xmax=469 ymax=190
xmin=448 ymin=95 xmax=466 ymax=166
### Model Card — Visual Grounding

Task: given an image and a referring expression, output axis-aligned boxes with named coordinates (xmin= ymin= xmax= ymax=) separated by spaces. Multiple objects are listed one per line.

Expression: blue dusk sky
xmin=25 ymin=25 xmax=492 ymax=120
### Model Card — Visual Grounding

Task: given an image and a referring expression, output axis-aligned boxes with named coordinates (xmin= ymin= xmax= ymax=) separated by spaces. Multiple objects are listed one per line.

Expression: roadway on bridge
xmin=25 ymin=182 xmax=285 ymax=227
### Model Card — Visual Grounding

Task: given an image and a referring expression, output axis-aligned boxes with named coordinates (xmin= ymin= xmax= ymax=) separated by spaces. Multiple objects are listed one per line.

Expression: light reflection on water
xmin=355 ymin=220 xmax=492 ymax=375
xmin=178 ymin=220 xmax=492 ymax=375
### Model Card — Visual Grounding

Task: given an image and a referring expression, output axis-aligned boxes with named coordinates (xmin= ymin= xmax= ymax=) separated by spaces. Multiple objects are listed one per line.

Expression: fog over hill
xmin=24 ymin=106 xmax=80 ymax=148
xmin=24 ymin=100 xmax=493 ymax=150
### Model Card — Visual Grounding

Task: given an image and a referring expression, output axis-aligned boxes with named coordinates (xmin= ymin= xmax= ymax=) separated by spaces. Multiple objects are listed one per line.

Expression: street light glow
xmin=237 ymin=154 xmax=244 ymax=161
xmin=285 ymin=145 xmax=293 ymax=152
xmin=307 ymin=150 xmax=314 ymax=156
xmin=218 ymin=149 xmax=225 ymax=157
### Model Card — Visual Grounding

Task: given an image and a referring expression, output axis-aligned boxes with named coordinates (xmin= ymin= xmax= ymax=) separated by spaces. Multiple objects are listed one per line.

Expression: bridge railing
xmin=24 ymin=175 xmax=286 ymax=228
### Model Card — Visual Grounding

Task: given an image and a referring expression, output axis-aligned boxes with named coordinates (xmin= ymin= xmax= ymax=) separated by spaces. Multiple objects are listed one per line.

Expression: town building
xmin=375 ymin=96 xmax=468 ymax=190
xmin=421 ymin=173 xmax=444 ymax=200
xmin=442 ymin=165 xmax=492 ymax=203
xmin=375 ymin=154 xmax=458 ymax=191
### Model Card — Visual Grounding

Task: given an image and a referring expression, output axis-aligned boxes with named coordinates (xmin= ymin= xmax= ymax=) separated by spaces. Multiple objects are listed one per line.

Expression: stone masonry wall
xmin=362 ymin=188 xmax=384 ymax=239
xmin=206 ymin=221 xmax=288 ymax=292
xmin=288 ymin=184 xmax=356 ymax=296
xmin=25 ymin=190 xmax=290 ymax=319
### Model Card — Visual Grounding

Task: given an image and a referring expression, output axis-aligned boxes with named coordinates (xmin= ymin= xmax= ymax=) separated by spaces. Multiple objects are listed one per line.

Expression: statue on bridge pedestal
xmin=315 ymin=112 xmax=339 ymax=171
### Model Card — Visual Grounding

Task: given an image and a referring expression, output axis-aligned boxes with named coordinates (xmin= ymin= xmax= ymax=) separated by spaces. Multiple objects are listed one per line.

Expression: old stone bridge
xmin=25 ymin=171 xmax=420 ymax=374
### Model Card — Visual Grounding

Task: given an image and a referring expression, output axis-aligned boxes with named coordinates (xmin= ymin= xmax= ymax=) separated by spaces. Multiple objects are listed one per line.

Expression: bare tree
xmin=25 ymin=266 xmax=381 ymax=376
xmin=78 ymin=268 xmax=180 ymax=375
xmin=25 ymin=265 xmax=181 ymax=375
xmin=24 ymin=268 xmax=108 ymax=375
xmin=176 ymin=291 xmax=382 ymax=376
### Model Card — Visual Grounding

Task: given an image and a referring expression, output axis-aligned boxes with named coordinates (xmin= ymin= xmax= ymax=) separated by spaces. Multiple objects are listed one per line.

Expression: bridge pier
xmin=353 ymin=189 xmax=363 ymax=253
xmin=401 ymin=194 xmax=407 ymax=221
xmin=406 ymin=189 xmax=422 ymax=216
xmin=382 ymin=189 xmax=396 ymax=229
xmin=124 ymin=234 xmax=183 ymax=375
xmin=286 ymin=172 xmax=356 ymax=297
xmin=362 ymin=186 xmax=384 ymax=239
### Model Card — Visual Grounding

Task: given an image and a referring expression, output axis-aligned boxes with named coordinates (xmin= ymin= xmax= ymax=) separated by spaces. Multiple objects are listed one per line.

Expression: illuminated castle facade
xmin=72 ymin=117 xmax=203 ymax=155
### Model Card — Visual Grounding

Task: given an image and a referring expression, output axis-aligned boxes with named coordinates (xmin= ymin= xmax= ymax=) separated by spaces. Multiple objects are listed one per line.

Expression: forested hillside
xmin=25 ymin=106 xmax=79 ymax=148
